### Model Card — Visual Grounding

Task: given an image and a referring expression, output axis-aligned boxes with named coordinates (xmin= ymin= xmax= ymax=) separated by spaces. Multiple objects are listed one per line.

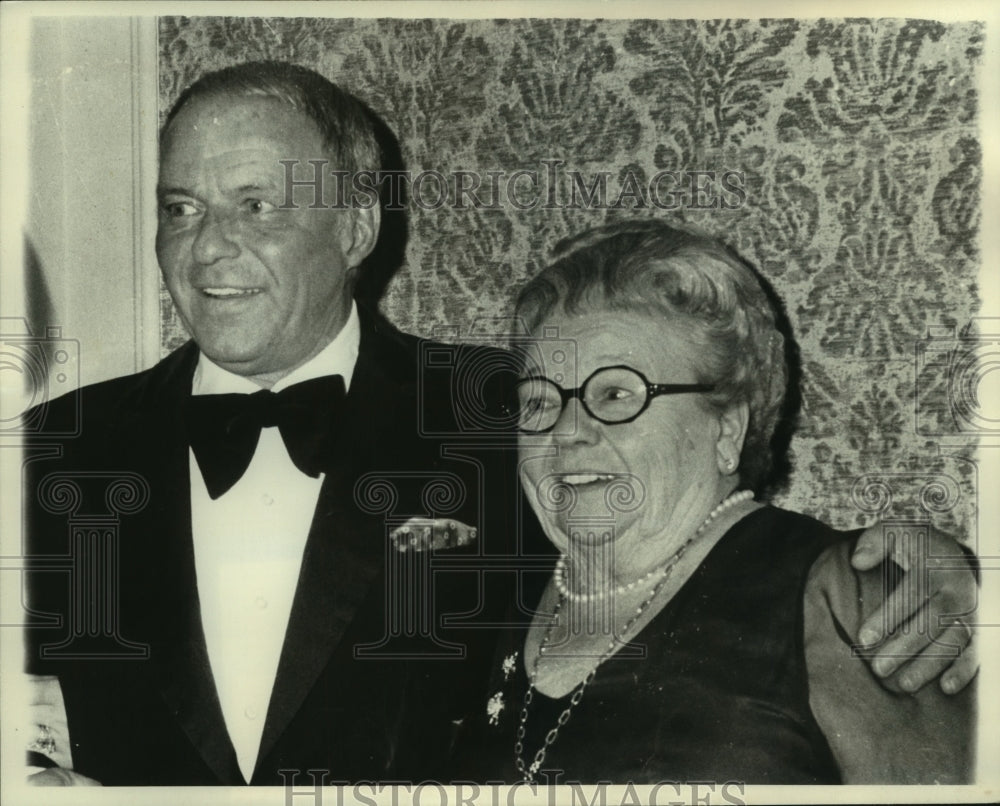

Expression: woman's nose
xmin=191 ymin=211 xmax=240 ymax=264
xmin=551 ymin=398 xmax=600 ymax=446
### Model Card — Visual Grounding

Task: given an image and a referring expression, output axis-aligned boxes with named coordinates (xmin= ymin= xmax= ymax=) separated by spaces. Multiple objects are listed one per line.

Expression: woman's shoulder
xmin=741 ymin=504 xmax=857 ymax=542
xmin=715 ymin=504 xmax=859 ymax=578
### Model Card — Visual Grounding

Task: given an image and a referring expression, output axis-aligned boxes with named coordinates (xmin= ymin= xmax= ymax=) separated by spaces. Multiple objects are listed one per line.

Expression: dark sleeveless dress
xmin=456 ymin=506 xmax=852 ymax=784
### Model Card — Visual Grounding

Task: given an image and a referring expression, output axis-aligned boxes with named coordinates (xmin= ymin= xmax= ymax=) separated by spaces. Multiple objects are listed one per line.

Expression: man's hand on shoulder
xmin=851 ymin=523 xmax=977 ymax=694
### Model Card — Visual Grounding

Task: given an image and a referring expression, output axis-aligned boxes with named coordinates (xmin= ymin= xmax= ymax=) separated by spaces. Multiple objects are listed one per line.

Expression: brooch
xmin=390 ymin=518 xmax=478 ymax=552
xmin=487 ymin=691 xmax=505 ymax=726
xmin=502 ymin=651 xmax=518 ymax=680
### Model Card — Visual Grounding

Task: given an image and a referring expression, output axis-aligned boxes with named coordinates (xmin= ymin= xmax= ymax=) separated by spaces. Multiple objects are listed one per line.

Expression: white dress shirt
xmin=189 ymin=303 xmax=360 ymax=783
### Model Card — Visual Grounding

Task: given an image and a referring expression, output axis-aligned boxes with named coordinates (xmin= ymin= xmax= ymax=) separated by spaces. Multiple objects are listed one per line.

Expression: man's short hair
xmin=162 ymin=60 xmax=382 ymax=176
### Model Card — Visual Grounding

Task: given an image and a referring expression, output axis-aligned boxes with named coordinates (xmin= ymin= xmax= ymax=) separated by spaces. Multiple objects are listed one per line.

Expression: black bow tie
xmin=186 ymin=375 xmax=347 ymax=499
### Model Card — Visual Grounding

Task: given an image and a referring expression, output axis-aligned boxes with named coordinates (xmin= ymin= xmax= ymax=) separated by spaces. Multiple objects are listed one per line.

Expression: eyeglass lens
xmin=515 ymin=367 xmax=649 ymax=432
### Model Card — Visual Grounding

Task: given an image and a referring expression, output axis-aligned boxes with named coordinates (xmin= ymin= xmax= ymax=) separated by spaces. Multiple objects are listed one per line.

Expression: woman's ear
xmin=716 ymin=400 xmax=749 ymax=476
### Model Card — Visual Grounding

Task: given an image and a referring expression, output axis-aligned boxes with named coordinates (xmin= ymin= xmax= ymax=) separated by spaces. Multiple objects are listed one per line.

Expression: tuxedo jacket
xmin=23 ymin=306 xmax=538 ymax=785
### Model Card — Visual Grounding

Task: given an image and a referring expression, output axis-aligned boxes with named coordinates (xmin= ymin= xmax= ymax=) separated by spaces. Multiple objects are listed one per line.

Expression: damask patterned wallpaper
xmin=158 ymin=16 xmax=982 ymax=535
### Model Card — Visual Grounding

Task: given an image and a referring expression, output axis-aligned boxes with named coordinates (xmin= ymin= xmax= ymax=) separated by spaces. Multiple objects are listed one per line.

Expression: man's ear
xmin=342 ymin=203 xmax=381 ymax=268
xmin=715 ymin=400 xmax=749 ymax=476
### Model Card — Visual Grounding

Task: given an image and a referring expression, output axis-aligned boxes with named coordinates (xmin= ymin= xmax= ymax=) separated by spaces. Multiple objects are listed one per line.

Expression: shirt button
xmin=255 ymin=596 xmax=268 ymax=610
xmin=261 ymin=493 xmax=274 ymax=506
xmin=244 ymin=706 xmax=258 ymax=720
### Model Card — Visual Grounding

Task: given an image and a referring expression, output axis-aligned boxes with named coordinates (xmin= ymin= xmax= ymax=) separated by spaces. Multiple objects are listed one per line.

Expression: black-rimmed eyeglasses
xmin=514 ymin=365 xmax=714 ymax=433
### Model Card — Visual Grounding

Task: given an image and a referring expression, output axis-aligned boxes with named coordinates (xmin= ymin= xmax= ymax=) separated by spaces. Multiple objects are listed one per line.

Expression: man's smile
xmin=200 ymin=287 xmax=263 ymax=299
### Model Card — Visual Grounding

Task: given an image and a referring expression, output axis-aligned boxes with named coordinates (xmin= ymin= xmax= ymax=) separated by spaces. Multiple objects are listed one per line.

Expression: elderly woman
xmin=465 ymin=220 xmax=974 ymax=784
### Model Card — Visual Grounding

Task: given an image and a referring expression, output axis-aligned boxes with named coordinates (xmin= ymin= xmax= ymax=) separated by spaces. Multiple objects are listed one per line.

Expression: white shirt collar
xmin=191 ymin=301 xmax=361 ymax=396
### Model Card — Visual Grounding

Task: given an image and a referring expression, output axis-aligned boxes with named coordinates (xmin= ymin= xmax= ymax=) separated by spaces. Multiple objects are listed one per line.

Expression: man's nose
xmin=551 ymin=398 xmax=600 ymax=446
xmin=191 ymin=211 xmax=241 ymax=264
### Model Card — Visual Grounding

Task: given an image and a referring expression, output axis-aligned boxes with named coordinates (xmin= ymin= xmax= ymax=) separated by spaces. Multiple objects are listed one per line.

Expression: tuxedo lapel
xmin=255 ymin=312 xmax=408 ymax=770
xmin=253 ymin=464 xmax=385 ymax=770
xmin=114 ymin=344 xmax=244 ymax=784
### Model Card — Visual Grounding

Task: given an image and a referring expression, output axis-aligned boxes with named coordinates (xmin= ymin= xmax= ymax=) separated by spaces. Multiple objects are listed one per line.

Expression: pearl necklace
xmin=554 ymin=489 xmax=754 ymax=602
xmin=515 ymin=489 xmax=755 ymax=782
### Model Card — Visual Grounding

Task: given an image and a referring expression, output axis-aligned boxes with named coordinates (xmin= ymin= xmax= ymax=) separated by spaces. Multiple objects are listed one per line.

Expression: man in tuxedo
xmin=23 ymin=61 xmax=977 ymax=786
xmin=24 ymin=61 xmax=519 ymax=785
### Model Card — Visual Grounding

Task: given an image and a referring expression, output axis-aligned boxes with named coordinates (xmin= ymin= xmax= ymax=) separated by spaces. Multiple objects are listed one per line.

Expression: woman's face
xmin=517 ymin=308 xmax=742 ymax=569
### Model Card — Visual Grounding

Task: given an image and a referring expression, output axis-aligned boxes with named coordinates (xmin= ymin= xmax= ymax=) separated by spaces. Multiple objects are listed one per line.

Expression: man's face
xmin=156 ymin=94 xmax=376 ymax=382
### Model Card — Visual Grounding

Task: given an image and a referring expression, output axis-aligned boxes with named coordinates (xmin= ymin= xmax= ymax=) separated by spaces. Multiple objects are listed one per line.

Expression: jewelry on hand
xmin=28 ymin=724 xmax=57 ymax=756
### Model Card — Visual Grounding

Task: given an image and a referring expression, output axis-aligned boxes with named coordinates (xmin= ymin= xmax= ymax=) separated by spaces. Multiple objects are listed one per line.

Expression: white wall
xmin=22 ymin=16 xmax=160 ymax=392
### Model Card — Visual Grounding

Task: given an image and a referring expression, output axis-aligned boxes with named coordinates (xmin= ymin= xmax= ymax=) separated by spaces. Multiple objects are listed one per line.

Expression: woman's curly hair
xmin=514 ymin=219 xmax=800 ymax=496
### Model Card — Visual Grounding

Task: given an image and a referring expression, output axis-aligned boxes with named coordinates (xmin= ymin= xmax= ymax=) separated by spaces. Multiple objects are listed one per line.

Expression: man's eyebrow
xmin=233 ymin=179 xmax=281 ymax=194
xmin=157 ymin=185 xmax=194 ymax=198
xmin=156 ymin=180 xmax=281 ymax=198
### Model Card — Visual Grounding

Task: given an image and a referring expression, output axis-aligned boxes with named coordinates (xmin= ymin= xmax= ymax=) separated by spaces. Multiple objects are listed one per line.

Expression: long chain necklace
xmin=514 ymin=489 xmax=753 ymax=782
